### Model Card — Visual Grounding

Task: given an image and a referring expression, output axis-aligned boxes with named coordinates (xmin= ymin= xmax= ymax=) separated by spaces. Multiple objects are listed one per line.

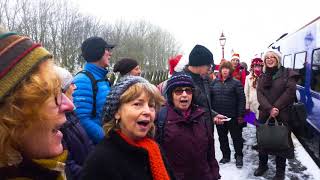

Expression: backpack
xmin=155 ymin=106 xmax=168 ymax=145
xmin=76 ymin=70 xmax=111 ymax=117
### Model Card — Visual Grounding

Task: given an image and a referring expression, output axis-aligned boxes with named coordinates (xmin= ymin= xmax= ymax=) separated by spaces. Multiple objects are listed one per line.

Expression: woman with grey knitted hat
xmin=81 ymin=76 xmax=175 ymax=180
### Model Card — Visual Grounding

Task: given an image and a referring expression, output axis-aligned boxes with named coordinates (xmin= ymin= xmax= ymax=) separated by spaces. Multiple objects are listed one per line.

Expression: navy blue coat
xmin=210 ymin=76 xmax=246 ymax=118
xmin=61 ymin=112 xmax=94 ymax=180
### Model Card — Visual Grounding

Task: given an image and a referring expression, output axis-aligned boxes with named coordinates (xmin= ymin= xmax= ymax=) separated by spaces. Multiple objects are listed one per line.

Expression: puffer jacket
xmin=210 ymin=76 xmax=245 ymax=118
xmin=73 ymin=63 xmax=111 ymax=144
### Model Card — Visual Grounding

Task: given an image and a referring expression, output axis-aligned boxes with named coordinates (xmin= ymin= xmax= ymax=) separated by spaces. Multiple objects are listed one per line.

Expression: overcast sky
xmin=72 ymin=0 xmax=319 ymax=65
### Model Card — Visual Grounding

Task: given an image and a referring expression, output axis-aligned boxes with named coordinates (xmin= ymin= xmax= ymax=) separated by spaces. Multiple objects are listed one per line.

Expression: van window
xmin=312 ymin=49 xmax=320 ymax=92
xmin=283 ymin=54 xmax=293 ymax=68
xmin=294 ymin=52 xmax=306 ymax=69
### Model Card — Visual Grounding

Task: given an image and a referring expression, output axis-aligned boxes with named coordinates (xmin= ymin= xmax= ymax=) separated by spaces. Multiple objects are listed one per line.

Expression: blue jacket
xmin=62 ymin=112 xmax=94 ymax=180
xmin=73 ymin=63 xmax=111 ymax=144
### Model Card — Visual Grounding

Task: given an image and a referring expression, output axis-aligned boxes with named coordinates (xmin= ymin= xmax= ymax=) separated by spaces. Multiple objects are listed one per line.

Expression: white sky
xmin=72 ymin=0 xmax=319 ymax=65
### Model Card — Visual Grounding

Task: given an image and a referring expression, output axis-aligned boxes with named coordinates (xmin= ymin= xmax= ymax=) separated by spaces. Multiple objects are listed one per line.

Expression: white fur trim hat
xmin=262 ymin=49 xmax=282 ymax=72
xmin=231 ymin=53 xmax=240 ymax=60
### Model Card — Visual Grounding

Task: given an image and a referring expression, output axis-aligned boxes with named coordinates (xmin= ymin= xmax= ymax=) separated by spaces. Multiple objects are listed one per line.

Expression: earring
xmin=115 ymin=118 xmax=119 ymax=126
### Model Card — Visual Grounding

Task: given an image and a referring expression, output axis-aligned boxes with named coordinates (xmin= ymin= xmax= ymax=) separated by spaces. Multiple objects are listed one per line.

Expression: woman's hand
xmin=270 ymin=107 xmax=279 ymax=118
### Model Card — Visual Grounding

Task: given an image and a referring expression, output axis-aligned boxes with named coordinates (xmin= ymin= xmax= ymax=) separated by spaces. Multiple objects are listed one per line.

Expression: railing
xmin=108 ymin=70 xmax=169 ymax=85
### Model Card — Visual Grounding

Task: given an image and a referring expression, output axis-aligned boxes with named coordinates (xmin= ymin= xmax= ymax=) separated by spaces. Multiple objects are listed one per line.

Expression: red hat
xmin=250 ymin=57 xmax=264 ymax=69
xmin=169 ymin=55 xmax=182 ymax=75
xmin=231 ymin=53 xmax=240 ymax=60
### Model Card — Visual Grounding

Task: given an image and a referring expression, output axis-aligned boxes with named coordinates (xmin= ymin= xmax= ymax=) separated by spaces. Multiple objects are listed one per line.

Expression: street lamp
xmin=219 ymin=32 xmax=226 ymax=59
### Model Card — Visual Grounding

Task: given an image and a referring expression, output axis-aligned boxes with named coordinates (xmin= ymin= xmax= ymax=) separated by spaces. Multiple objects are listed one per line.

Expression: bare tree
xmin=1 ymin=0 xmax=181 ymax=74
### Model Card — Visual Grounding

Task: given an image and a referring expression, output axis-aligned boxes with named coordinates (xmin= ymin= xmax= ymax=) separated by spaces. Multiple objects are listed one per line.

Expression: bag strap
xmin=76 ymin=70 xmax=98 ymax=117
xmin=156 ymin=106 xmax=168 ymax=145
xmin=265 ymin=116 xmax=281 ymax=126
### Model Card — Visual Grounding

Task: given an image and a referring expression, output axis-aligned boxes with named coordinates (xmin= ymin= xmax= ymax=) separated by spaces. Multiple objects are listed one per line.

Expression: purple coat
xmin=61 ymin=112 xmax=94 ymax=180
xmin=161 ymin=104 xmax=220 ymax=180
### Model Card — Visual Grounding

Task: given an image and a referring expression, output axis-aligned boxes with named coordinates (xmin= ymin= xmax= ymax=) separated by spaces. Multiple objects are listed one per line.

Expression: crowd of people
xmin=0 ymin=25 xmax=299 ymax=180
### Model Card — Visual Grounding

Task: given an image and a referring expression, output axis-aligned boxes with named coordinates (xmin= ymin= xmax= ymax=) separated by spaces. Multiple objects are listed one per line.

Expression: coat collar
xmin=84 ymin=63 xmax=109 ymax=78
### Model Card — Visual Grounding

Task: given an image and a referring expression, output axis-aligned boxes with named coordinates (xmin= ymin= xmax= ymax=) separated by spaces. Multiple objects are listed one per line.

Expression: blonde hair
xmin=103 ymin=82 xmax=164 ymax=138
xmin=0 ymin=60 xmax=61 ymax=166
xmin=262 ymin=50 xmax=282 ymax=72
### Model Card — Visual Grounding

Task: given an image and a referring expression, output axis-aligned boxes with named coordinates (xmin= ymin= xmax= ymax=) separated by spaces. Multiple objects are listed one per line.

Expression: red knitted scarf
xmin=116 ymin=131 xmax=170 ymax=180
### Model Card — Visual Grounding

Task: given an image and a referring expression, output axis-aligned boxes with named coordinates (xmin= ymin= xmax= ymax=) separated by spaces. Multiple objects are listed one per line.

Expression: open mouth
xmin=137 ymin=120 xmax=150 ymax=127
xmin=180 ymin=100 xmax=190 ymax=105
xmin=52 ymin=123 xmax=64 ymax=135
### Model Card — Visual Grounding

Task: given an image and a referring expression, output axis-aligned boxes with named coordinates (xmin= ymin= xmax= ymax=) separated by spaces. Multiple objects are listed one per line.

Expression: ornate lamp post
xmin=219 ymin=32 xmax=226 ymax=59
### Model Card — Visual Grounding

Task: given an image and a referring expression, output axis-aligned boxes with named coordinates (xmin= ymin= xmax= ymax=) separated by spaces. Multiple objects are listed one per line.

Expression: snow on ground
xmin=214 ymin=124 xmax=320 ymax=180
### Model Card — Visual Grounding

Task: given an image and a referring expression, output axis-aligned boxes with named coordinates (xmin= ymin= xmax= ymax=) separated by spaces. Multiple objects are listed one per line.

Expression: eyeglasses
xmin=173 ymin=87 xmax=193 ymax=95
xmin=55 ymin=89 xmax=65 ymax=107
xmin=265 ymin=56 xmax=276 ymax=60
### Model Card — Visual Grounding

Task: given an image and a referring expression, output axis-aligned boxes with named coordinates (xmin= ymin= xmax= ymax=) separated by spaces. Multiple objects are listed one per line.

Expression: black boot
xmin=273 ymin=156 xmax=286 ymax=180
xmin=272 ymin=171 xmax=285 ymax=180
xmin=235 ymin=156 xmax=243 ymax=168
xmin=219 ymin=157 xmax=230 ymax=164
xmin=254 ymin=165 xmax=268 ymax=176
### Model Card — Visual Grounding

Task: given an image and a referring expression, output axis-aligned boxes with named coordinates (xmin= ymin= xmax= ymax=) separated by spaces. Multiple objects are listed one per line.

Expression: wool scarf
xmin=116 ymin=131 xmax=170 ymax=180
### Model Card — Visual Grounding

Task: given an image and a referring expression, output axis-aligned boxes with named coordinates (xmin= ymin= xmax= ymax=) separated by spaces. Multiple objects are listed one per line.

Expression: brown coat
xmin=257 ymin=67 xmax=299 ymax=158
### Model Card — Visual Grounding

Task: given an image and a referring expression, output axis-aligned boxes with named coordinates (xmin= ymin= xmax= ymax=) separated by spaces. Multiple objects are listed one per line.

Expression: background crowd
xmin=0 ymin=25 xmax=298 ymax=180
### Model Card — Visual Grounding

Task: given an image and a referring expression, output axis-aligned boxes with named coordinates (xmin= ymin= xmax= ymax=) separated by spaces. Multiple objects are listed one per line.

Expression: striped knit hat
xmin=0 ymin=31 xmax=53 ymax=102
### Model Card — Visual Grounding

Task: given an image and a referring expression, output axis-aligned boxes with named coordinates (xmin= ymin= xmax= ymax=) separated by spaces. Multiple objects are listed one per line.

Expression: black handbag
xmin=289 ymin=101 xmax=307 ymax=137
xmin=257 ymin=117 xmax=290 ymax=150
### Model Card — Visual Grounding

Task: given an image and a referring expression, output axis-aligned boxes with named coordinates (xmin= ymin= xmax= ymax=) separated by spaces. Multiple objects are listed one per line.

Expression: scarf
xmin=116 ymin=131 xmax=170 ymax=180
xmin=264 ymin=67 xmax=279 ymax=88
xmin=32 ymin=150 xmax=67 ymax=180
xmin=0 ymin=150 xmax=67 ymax=180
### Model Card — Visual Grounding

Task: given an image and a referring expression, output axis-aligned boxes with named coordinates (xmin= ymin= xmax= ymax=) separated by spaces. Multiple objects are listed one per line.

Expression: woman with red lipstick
xmin=81 ymin=76 xmax=175 ymax=180
xmin=156 ymin=74 xmax=221 ymax=180
xmin=0 ymin=28 xmax=74 ymax=179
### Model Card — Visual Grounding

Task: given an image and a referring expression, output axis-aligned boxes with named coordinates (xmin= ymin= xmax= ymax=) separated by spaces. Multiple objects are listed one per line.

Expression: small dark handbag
xmin=257 ymin=117 xmax=290 ymax=150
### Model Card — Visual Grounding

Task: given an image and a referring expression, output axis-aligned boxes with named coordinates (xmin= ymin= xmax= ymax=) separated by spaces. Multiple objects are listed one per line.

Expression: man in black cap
xmin=73 ymin=36 xmax=115 ymax=144
xmin=181 ymin=44 xmax=226 ymax=125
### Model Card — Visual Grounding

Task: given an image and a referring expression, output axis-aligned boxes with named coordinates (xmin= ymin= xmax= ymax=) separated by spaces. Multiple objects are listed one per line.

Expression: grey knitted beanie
xmin=103 ymin=75 xmax=149 ymax=122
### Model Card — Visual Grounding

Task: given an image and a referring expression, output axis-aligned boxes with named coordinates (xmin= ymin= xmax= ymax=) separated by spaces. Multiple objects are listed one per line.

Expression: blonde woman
xmin=255 ymin=49 xmax=299 ymax=180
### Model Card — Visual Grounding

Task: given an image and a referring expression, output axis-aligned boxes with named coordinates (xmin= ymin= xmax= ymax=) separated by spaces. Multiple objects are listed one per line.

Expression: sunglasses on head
xmin=173 ymin=87 xmax=193 ymax=95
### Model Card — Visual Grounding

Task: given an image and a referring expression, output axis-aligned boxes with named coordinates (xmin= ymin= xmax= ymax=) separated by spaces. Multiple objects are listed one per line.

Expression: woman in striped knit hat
xmin=0 ymin=26 xmax=74 ymax=179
